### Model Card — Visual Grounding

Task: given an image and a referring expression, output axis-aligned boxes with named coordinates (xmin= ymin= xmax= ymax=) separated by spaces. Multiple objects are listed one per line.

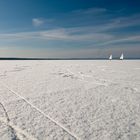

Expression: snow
xmin=0 ymin=60 xmax=140 ymax=140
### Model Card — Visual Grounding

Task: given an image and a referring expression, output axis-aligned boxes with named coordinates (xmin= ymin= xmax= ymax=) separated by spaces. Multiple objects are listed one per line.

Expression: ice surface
xmin=0 ymin=60 xmax=140 ymax=140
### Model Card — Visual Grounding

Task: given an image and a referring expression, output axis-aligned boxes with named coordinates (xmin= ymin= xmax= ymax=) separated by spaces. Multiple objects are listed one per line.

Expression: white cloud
xmin=0 ymin=27 xmax=113 ymax=42
xmin=32 ymin=18 xmax=44 ymax=27
xmin=1 ymin=27 xmax=140 ymax=46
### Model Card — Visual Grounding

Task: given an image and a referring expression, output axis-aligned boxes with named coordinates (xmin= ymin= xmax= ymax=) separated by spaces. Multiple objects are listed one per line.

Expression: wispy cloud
xmin=41 ymin=8 xmax=140 ymax=36
xmin=71 ymin=7 xmax=107 ymax=15
xmin=32 ymin=18 xmax=44 ymax=27
xmin=0 ymin=7 xmax=140 ymax=58
xmin=0 ymin=25 xmax=140 ymax=46
xmin=98 ymin=35 xmax=140 ymax=46
xmin=39 ymin=28 xmax=113 ymax=41
xmin=108 ymin=14 xmax=140 ymax=30
xmin=0 ymin=27 xmax=114 ymax=42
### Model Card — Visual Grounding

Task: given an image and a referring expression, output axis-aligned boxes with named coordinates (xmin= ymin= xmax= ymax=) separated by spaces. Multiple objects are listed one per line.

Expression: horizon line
xmin=0 ymin=57 xmax=140 ymax=60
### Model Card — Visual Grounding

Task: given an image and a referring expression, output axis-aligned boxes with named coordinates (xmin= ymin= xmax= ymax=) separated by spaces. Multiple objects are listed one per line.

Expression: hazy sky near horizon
xmin=0 ymin=0 xmax=140 ymax=58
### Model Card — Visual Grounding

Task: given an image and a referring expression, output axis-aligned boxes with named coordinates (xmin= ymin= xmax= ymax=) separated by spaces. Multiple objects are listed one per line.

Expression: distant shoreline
xmin=0 ymin=58 xmax=140 ymax=60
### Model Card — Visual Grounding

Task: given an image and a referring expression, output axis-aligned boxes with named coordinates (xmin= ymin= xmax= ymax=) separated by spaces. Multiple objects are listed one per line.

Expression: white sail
xmin=120 ymin=53 xmax=124 ymax=60
xmin=109 ymin=54 xmax=112 ymax=60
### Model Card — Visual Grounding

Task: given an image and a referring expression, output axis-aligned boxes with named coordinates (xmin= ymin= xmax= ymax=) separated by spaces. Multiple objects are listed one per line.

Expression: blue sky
xmin=0 ymin=0 xmax=140 ymax=58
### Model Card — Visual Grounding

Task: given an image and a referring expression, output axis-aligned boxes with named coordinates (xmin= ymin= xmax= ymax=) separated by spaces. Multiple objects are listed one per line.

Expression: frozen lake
xmin=0 ymin=60 xmax=140 ymax=140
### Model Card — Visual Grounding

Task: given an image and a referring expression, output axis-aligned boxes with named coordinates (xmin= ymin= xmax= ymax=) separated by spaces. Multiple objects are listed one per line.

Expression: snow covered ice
xmin=0 ymin=60 xmax=140 ymax=140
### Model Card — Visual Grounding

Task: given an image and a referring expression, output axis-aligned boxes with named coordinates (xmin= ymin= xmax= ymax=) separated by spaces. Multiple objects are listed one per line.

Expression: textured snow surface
xmin=0 ymin=60 xmax=140 ymax=140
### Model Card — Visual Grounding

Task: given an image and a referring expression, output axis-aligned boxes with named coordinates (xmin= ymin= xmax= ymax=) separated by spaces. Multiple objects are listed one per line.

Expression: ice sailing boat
xmin=109 ymin=54 xmax=112 ymax=60
xmin=120 ymin=53 xmax=124 ymax=60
